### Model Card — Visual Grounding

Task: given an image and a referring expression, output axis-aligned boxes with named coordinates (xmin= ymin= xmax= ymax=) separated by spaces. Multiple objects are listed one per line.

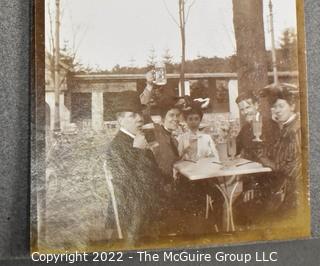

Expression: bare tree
xmin=163 ymin=0 xmax=196 ymax=95
xmin=162 ymin=48 xmax=173 ymax=65
xmin=268 ymin=0 xmax=278 ymax=85
xmin=64 ymin=1 xmax=89 ymax=70
xmin=46 ymin=0 xmax=88 ymax=73
xmin=54 ymin=0 xmax=61 ymax=132
xmin=162 ymin=48 xmax=174 ymax=73
xmin=46 ymin=0 xmax=88 ymax=131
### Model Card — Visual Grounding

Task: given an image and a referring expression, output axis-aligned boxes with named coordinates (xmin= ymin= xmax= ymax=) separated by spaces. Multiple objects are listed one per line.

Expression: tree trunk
xmin=54 ymin=0 xmax=61 ymax=131
xmin=180 ymin=24 xmax=186 ymax=95
xmin=179 ymin=0 xmax=185 ymax=95
xmin=232 ymin=0 xmax=269 ymax=116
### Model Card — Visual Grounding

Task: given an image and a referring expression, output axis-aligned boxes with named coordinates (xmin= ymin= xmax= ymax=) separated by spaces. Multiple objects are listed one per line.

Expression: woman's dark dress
xmin=267 ymin=114 xmax=302 ymax=212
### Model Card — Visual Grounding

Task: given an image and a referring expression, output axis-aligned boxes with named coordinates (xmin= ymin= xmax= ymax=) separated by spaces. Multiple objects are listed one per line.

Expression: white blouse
xmin=177 ymin=130 xmax=220 ymax=161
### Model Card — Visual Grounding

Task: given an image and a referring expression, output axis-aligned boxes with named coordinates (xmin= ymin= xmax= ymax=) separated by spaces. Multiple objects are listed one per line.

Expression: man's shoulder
xmin=106 ymin=132 xmax=131 ymax=152
xmin=107 ymin=132 xmax=120 ymax=148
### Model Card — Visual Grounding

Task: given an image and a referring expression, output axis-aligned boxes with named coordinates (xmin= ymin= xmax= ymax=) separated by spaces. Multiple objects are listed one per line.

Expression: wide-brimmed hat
xmin=260 ymin=83 xmax=299 ymax=105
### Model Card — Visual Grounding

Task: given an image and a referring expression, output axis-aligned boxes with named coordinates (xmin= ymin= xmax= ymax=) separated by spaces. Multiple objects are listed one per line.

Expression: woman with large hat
xmin=258 ymin=84 xmax=302 ymax=213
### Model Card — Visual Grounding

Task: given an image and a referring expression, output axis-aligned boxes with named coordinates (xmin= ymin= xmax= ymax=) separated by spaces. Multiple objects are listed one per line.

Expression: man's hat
xmin=113 ymin=91 xmax=144 ymax=113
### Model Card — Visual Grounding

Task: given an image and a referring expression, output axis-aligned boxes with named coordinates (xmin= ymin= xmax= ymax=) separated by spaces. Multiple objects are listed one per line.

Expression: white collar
xmin=188 ymin=129 xmax=202 ymax=137
xmin=120 ymin=128 xmax=135 ymax=139
xmin=283 ymin=113 xmax=297 ymax=126
xmin=163 ymin=125 xmax=171 ymax=132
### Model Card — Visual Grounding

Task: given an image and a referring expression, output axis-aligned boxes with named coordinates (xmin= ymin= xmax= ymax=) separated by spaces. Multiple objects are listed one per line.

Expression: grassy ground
xmin=42 ymin=129 xmax=115 ymax=249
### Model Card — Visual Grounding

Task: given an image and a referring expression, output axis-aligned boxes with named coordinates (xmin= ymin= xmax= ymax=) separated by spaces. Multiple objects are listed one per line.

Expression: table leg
xmin=205 ymin=194 xmax=214 ymax=219
xmin=214 ymin=184 xmax=231 ymax=231
xmin=229 ymin=179 xmax=240 ymax=231
xmin=214 ymin=175 xmax=240 ymax=232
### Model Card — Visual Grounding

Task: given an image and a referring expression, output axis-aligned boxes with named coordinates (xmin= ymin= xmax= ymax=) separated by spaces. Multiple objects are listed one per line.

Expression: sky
xmin=45 ymin=0 xmax=298 ymax=70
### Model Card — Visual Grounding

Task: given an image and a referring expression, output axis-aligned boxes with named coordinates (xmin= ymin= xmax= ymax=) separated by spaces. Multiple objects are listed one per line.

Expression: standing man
xmin=105 ymin=91 xmax=166 ymax=243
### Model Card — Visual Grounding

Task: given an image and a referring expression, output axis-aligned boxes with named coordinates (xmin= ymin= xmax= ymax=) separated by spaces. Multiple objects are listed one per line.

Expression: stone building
xmin=45 ymin=54 xmax=298 ymax=133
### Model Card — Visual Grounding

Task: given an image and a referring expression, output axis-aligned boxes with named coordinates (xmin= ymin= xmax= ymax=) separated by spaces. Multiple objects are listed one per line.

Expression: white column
xmin=178 ymin=81 xmax=190 ymax=96
xmin=59 ymin=93 xmax=71 ymax=131
xmin=228 ymin=80 xmax=240 ymax=119
xmin=92 ymin=90 xmax=104 ymax=131
xmin=45 ymin=92 xmax=55 ymax=131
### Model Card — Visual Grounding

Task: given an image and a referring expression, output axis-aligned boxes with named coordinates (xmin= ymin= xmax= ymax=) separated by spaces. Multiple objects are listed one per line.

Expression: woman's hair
xmin=266 ymin=86 xmax=298 ymax=107
xmin=183 ymin=107 xmax=203 ymax=120
xmin=159 ymin=106 xmax=180 ymax=119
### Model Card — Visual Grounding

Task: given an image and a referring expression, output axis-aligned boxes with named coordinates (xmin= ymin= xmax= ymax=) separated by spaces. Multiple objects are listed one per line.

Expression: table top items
xmin=174 ymin=157 xmax=271 ymax=181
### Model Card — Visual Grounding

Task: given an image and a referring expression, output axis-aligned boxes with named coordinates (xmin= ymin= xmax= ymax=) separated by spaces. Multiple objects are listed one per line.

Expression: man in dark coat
xmin=236 ymin=91 xmax=279 ymax=161
xmin=105 ymin=91 xmax=167 ymax=243
xmin=233 ymin=91 xmax=280 ymax=225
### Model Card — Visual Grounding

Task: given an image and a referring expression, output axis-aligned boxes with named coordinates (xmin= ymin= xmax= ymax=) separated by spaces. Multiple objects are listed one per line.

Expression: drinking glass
xmin=188 ymin=135 xmax=198 ymax=161
xmin=252 ymin=116 xmax=263 ymax=142
xmin=142 ymin=123 xmax=159 ymax=148
xmin=227 ymin=137 xmax=237 ymax=160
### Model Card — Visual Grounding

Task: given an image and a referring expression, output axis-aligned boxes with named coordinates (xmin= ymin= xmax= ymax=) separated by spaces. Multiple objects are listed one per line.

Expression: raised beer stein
xmin=153 ymin=62 xmax=167 ymax=86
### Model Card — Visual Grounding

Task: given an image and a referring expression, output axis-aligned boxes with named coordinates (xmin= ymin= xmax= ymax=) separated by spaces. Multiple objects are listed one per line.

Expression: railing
xmin=72 ymin=71 xmax=298 ymax=81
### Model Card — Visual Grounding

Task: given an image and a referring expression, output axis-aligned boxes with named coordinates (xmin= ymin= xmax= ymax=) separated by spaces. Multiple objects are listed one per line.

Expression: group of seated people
xmin=105 ymin=74 xmax=303 ymax=244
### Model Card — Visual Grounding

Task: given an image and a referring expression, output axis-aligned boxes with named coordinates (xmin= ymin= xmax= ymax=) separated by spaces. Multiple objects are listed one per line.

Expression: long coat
xmin=270 ymin=114 xmax=302 ymax=210
xmin=105 ymin=131 xmax=166 ymax=241
xmin=253 ymin=114 xmax=303 ymax=212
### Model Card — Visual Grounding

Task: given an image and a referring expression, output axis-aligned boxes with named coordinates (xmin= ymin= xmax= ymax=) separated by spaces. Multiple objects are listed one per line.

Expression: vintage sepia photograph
xmin=32 ymin=0 xmax=310 ymax=252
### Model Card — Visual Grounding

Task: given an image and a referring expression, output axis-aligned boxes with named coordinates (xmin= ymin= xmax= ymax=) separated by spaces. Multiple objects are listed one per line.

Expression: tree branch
xmin=73 ymin=25 xmax=89 ymax=64
xmin=185 ymin=0 xmax=196 ymax=24
xmin=65 ymin=1 xmax=89 ymax=68
xmin=162 ymin=0 xmax=179 ymax=27
xmin=47 ymin=1 xmax=55 ymax=55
